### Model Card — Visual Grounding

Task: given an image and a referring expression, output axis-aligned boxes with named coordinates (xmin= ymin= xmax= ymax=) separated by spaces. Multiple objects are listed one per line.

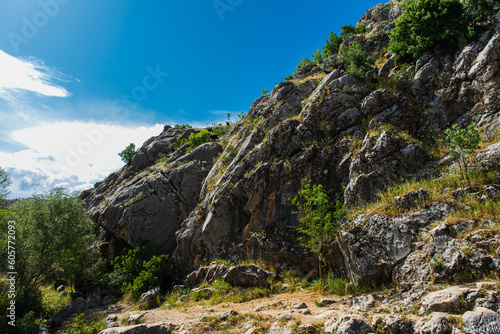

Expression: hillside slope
xmin=82 ymin=0 xmax=500 ymax=315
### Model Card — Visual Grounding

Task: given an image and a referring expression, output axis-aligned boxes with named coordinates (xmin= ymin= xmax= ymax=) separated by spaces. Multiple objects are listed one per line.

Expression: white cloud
xmin=1 ymin=121 xmax=164 ymax=198
xmin=0 ymin=50 xmax=69 ymax=100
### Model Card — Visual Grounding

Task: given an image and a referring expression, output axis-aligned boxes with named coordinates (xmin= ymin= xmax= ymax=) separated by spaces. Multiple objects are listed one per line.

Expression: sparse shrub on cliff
xmin=388 ymin=0 xmax=466 ymax=62
xmin=176 ymin=130 xmax=212 ymax=152
xmin=339 ymin=41 xmax=375 ymax=80
xmin=119 ymin=143 xmax=137 ymax=164
xmin=444 ymin=122 xmax=482 ymax=182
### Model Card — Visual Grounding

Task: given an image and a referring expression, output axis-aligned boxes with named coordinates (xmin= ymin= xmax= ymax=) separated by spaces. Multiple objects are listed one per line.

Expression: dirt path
xmin=112 ymin=290 xmax=350 ymax=332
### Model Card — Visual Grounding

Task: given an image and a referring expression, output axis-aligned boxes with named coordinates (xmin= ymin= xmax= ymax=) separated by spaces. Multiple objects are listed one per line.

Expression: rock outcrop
xmin=81 ymin=0 xmax=500 ymax=296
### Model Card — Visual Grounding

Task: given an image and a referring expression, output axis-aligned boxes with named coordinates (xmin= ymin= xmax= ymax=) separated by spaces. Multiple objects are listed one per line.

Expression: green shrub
xmin=177 ymin=130 xmax=212 ymax=152
xmin=464 ymin=0 xmax=497 ymax=38
xmin=323 ymin=32 xmax=344 ymax=57
xmin=388 ymin=0 xmax=466 ymax=62
xmin=311 ymin=273 xmax=349 ymax=295
xmin=118 ymin=143 xmax=136 ymax=164
xmin=13 ymin=311 xmax=40 ymax=334
xmin=338 ymin=42 xmax=375 ymax=80
xmin=261 ymin=89 xmax=270 ymax=96
xmin=291 ymin=179 xmax=345 ymax=279
xmin=58 ymin=314 xmax=105 ymax=334
xmin=112 ymin=242 xmax=169 ymax=301
xmin=444 ymin=122 xmax=482 ymax=182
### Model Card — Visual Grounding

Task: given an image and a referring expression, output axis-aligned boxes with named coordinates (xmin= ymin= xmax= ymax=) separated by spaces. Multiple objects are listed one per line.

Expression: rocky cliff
xmin=82 ymin=0 xmax=500 ymax=294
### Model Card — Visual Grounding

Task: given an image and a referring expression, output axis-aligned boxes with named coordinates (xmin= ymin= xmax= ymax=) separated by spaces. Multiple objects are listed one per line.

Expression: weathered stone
xmin=219 ymin=310 xmax=238 ymax=321
xmin=421 ymin=287 xmax=470 ymax=313
xmin=223 ymin=265 xmax=271 ymax=287
xmin=49 ymin=297 xmax=87 ymax=327
xmin=413 ymin=313 xmax=450 ymax=334
xmin=463 ymin=307 xmax=500 ymax=334
xmin=128 ymin=313 xmax=145 ymax=325
xmin=297 ymin=324 xmax=317 ymax=334
xmin=351 ymin=294 xmax=375 ymax=311
xmin=378 ymin=314 xmax=413 ymax=334
xmin=324 ymin=315 xmax=372 ymax=334
xmin=339 ymin=204 xmax=452 ymax=283
xmin=99 ymin=322 xmax=173 ymax=334
xmin=139 ymin=286 xmax=160 ymax=310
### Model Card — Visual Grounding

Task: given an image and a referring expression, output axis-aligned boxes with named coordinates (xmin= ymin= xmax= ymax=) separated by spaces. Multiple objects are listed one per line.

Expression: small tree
xmin=119 ymin=143 xmax=136 ymax=164
xmin=291 ymin=179 xmax=345 ymax=279
xmin=261 ymin=89 xmax=270 ymax=96
xmin=444 ymin=122 xmax=482 ymax=182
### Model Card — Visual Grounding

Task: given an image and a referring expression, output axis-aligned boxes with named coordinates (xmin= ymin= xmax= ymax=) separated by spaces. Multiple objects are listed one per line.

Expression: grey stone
xmin=139 ymin=286 xmax=160 ymax=310
xmin=99 ymin=322 xmax=173 ymax=334
xmin=421 ymin=287 xmax=470 ymax=313
xmin=324 ymin=315 xmax=372 ymax=334
xmin=463 ymin=307 xmax=500 ymax=334
xmin=128 ymin=313 xmax=145 ymax=325
xmin=49 ymin=297 xmax=87 ymax=327
xmin=224 ymin=265 xmax=271 ymax=287
xmin=351 ymin=294 xmax=376 ymax=311
xmin=414 ymin=313 xmax=450 ymax=334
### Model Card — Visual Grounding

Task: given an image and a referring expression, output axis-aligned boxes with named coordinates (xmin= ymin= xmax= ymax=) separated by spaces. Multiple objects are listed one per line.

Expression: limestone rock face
xmin=82 ymin=126 xmax=222 ymax=256
xmin=339 ymin=204 xmax=452 ymax=283
xmin=82 ymin=1 xmax=500 ymax=297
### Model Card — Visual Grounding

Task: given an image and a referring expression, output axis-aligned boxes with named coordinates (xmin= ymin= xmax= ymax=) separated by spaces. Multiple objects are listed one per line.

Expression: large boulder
xmin=462 ymin=307 xmax=500 ymax=334
xmin=421 ymin=286 xmax=471 ymax=313
xmin=49 ymin=297 xmax=87 ymax=327
xmin=99 ymin=322 xmax=173 ymax=334
xmin=223 ymin=264 xmax=271 ymax=287
xmin=413 ymin=313 xmax=450 ymax=334
xmin=323 ymin=315 xmax=372 ymax=334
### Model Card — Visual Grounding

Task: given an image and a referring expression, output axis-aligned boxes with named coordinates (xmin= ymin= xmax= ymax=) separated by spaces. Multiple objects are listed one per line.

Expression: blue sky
xmin=0 ymin=0 xmax=383 ymax=198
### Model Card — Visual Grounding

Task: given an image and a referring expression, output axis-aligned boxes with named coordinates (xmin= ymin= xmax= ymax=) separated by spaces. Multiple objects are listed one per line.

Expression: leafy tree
xmin=340 ymin=24 xmax=365 ymax=39
xmin=323 ymin=32 xmax=343 ymax=57
xmin=261 ymin=89 xmax=270 ymax=96
xmin=0 ymin=189 xmax=98 ymax=319
xmin=118 ymin=143 xmax=136 ymax=164
xmin=0 ymin=167 xmax=11 ymax=201
xmin=291 ymin=179 xmax=345 ymax=279
xmin=444 ymin=122 xmax=482 ymax=182
xmin=388 ymin=0 xmax=466 ymax=62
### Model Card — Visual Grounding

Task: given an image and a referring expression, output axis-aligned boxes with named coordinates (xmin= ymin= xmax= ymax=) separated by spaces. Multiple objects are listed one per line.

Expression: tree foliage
xmin=339 ymin=41 xmax=375 ymax=79
xmin=112 ymin=242 xmax=169 ymax=301
xmin=444 ymin=122 xmax=482 ymax=182
xmin=388 ymin=0 xmax=466 ymax=62
xmin=177 ymin=130 xmax=213 ymax=152
xmin=0 ymin=167 xmax=11 ymax=201
xmin=118 ymin=143 xmax=137 ymax=165
xmin=0 ymin=189 xmax=98 ymax=320
xmin=291 ymin=179 xmax=345 ymax=279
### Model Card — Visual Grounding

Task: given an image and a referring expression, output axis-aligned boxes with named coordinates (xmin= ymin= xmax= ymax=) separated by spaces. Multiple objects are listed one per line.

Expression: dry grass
xmin=292 ymin=72 xmax=327 ymax=85
xmin=348 ymin=167 xmax=500 ymax=220
xmin=194 ymin=312 xmax=272 ymax=334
